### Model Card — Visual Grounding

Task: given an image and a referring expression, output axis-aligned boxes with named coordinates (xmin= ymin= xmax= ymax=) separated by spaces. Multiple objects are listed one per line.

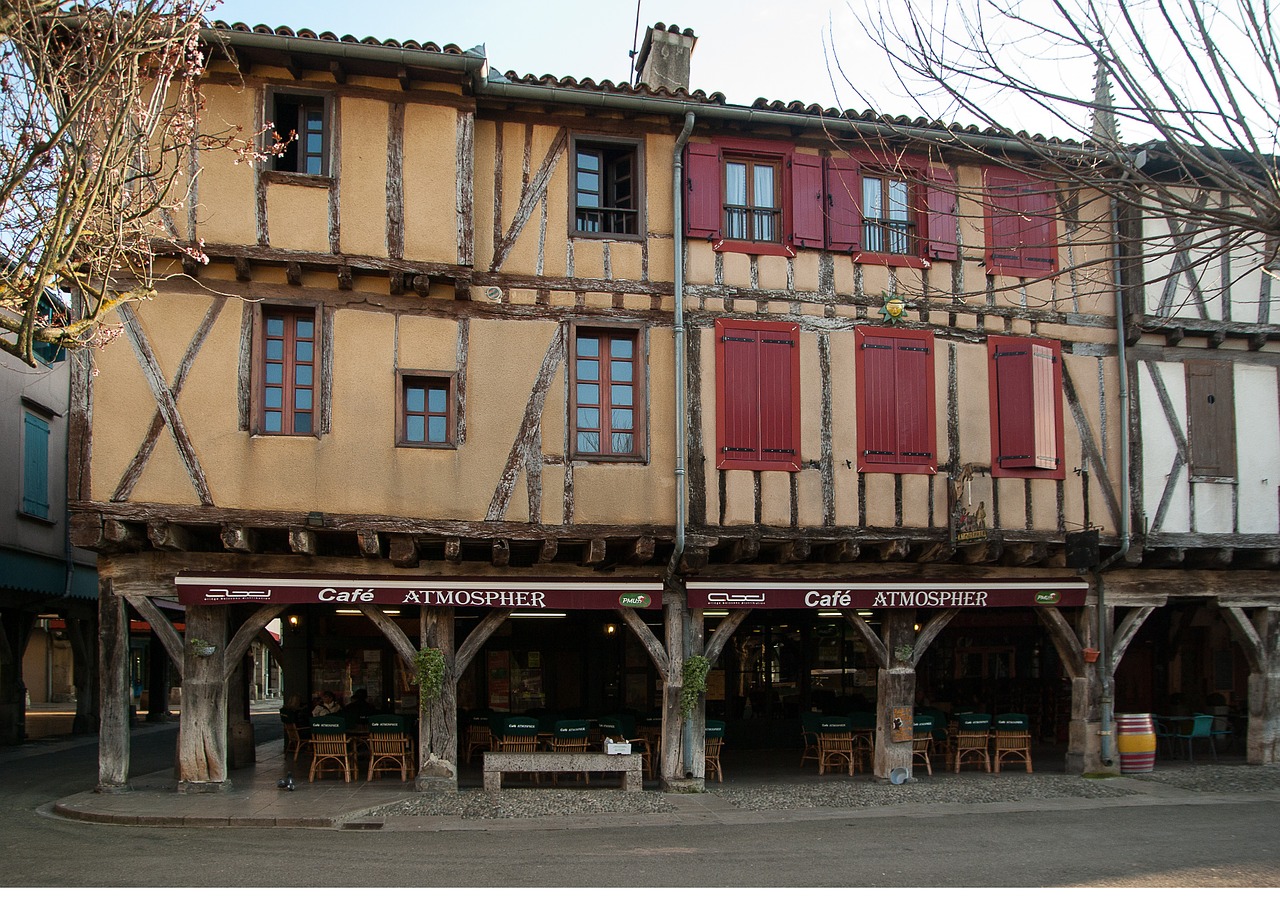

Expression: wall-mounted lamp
xmin=287 ymin=615 xmax=300 ymax=629
xmin=604 ymin=623 xmax=617 ymax=635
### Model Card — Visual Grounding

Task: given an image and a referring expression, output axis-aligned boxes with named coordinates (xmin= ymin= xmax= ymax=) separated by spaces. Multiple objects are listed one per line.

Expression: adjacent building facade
xmin=65 ymin=20 xmax=1277 ymax=791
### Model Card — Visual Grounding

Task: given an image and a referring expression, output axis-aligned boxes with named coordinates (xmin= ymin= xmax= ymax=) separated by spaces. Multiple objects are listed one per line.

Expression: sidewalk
xmin=48 ymin=738 xmax=1280 ymax=832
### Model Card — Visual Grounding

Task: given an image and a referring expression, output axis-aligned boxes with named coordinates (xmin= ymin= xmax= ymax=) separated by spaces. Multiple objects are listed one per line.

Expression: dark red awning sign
xmin=686 ymin=579 xmax=1087 ymax=611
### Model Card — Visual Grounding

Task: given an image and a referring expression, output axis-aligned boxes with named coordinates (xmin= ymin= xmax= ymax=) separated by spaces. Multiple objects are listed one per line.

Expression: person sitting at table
xmin=341 ymin=688 xmax=378 ymax=724
xmin=311 ymin=690 xmax=342 ymax=717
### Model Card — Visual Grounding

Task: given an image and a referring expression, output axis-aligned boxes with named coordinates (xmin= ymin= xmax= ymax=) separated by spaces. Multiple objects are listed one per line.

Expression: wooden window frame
xmin=569 ymin=136 xmax=645 ymax=241
xmin=859 ymin=170 xmax=920 ymax=261
xmin=265 ymin=89 xmax=333 ymax=179
xmin=396 ymin=370 xmax=457 ymax=449
xmin=568 ymin=322 xmax=648 ymax=463
xmin=685 ymin=138 xmax=797 ymax=258
xmin=855 ymin=325 xmax=937 ymax=475
xmin=251 ymin=303 xmax=323 ymax=438
xmin=1185 ymin=359 xmax=1237 ymax=481
xmin=722 ymin=152 xmax=784 ymax=249
xmin=987 ymin=336 xmax=1065 ymax=480
xmin=715 ymin=317 xmax=802 ymax=472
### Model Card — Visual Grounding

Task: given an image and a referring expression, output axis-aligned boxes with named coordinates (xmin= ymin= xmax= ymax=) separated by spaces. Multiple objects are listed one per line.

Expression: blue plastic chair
xmin=1170 ymin=713 xmax=1217 ymax=762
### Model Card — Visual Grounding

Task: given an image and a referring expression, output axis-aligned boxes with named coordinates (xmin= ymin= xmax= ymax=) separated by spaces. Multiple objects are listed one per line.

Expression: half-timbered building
xmin=71 ymin=19 xmax=1274 ymax=794
xmin=1117 ymin=154 xmax=1280 ymax=763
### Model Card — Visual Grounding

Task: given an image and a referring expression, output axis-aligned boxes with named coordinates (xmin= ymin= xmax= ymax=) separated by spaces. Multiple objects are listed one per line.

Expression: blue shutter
xmin=22 ymin=411 xmax=50 ymax=518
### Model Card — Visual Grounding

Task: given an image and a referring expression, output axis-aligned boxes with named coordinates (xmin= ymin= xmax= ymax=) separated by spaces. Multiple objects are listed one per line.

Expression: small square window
xmin=398 ymin=372 xmax=455 ymax=448
xmin=269 ymin=92 xmax=329 ymax=176
xmin=571 ymin=139 xmax=642 ymax=238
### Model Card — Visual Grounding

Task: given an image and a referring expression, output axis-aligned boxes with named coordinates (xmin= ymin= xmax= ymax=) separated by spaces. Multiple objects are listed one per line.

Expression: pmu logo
xmin=1034 ymin=591 xmax=1061 ymax=605
xmin=619 ymin=592 xmax=652 ymax=609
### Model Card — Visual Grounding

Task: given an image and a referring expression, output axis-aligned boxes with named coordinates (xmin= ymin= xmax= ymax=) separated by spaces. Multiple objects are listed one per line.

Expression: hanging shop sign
xmin=175 ymin=576 xmax=662 ymax=610
xmin=686 ymin=579 xmax=1087 ymax=611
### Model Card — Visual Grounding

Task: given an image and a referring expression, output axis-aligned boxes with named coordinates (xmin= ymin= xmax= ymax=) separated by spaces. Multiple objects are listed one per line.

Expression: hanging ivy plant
xmin=680 ymin=655 xmax=711 ymax=719
xmin=412 ymin=647 xmax=446 ymax=702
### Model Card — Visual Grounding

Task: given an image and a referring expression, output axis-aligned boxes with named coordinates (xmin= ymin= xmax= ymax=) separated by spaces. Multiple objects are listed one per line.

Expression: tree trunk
xmin=97 ymin=579 xmax=130 ymax=791
xmin=418 ymin=606 xmax=458 ymax=790
xmin=176 ymin=604 xmax=229 ymax=791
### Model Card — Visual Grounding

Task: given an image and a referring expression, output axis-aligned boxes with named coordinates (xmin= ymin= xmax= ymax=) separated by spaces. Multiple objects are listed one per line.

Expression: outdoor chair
xmin=281 ymin=715 xmax=311 ymax=760
xmin=991 ymin=713 xmax=1033 ymax=774
xmin=309 ymin=716 xmax=356 ymax=782
xmin=704 ymin=720 xmax=726 ymax=782
xmin=636 ymin=720 xmax=663 ymax=779
xmin=366 ymin=714 xmax=415 ymax=781
xmin=953 ymin=713 xmax=992 ymax=773
xmin=911 ymin=717 xmax=934 ymax=775
xmin=1169 ymin=713 xmax=1217 ymax=762
xmin=799 ymin=710 xmax=824 ymax=768
xmin=816 ymin=716 xmax=858 ymax=776
xmin=493 ymin=715 xmax=540 ymax=782
xmin=548 ymin=719 xmax=591 ymax=785
xmin=465 ymin=712 xmax=492 ymax=762
xmin=848 ymin=711 xmax=876 ymax=771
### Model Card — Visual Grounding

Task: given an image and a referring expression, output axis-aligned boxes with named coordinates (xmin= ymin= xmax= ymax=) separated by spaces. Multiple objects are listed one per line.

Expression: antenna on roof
xmin=628 ymin=0 xmax=643 ymax=84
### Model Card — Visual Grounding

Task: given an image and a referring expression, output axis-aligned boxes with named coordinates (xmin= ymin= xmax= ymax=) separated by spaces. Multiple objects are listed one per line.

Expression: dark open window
xmin=269 ymin=92 xmax=329 ymax=176
xmin=570 ymin=324 xmax=645 ymax=461
xmin=715 ymin=318 xmax=801 ymax=471
xmin=573 ymin=139 xmax=641 ymax=238
xmin=856 ymin=326 xmax=936 ymax=474
xmin=988 ymin=336 xmax=1064 ymax=478
xmin=1186 ymin=359 xmax=1236 ymax=479
xmin=255 ymin=306 xmax=319 ymax=436
xmin=984 ymin=166 xmax=1057 ymax=277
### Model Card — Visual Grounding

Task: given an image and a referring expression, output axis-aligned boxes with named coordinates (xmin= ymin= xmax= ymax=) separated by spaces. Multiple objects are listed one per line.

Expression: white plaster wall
xmin=1138 ymin=361 xmax=1191 ymax=533
xmin=1141 ymin=210 xmax=1269 ymax=323
xmin=1234 ymin=363 xmax=1280 ymax=533
xmin=1191 ymin=481 xmax=1234 ymax=533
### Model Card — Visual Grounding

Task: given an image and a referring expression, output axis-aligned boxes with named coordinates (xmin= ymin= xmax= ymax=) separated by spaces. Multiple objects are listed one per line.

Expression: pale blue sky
xmin=207 ymin=0 xmax=879 ymax=109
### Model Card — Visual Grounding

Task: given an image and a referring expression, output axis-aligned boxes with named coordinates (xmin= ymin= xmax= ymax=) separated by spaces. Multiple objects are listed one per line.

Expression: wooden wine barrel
xmin=1115 ymin=713 xmax=1156 ymax=773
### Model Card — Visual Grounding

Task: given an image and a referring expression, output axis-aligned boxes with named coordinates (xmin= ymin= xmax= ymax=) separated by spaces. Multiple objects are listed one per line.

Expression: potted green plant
xmin=413 ymin=646 xmax=446 ymax=701
xmin=188 ymin=637 xmax=216 ymax=658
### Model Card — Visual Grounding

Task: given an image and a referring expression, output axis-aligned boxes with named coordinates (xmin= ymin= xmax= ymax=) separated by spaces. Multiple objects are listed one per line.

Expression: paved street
xmin=2 ymin=713 xmax=1278 ymax=889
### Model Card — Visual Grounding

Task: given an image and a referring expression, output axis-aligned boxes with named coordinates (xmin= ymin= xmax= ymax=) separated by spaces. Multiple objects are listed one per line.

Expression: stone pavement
xmin=47 ymin=736 xmax=1280 ymax=832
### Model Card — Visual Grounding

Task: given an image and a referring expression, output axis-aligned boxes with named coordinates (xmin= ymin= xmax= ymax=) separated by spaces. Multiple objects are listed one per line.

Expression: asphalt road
xmin=2 ymin=716 xmax=1278 ymax=889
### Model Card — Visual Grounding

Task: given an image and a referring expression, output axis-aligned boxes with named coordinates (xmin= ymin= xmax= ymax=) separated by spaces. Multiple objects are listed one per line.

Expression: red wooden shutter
xmin=1020 ymin=180 xmax=1058 ymax=275
xmin=992 ymin=338 xmax=1059 ymax=470
xmin=826 ymin=157 xmax=862 ymax=252
xmin=757 ymin=324 xmax=799 ymax=467
xmin=790 ymin=153 xmax=825 ymax=249
xmin=718 ymin=324 xmax=761 ymax=463
xmin=684 ymin=143 xmax=723 ymax=240
xmin=985 ymin=167 xmax=1024 ymax=273
xmin=894 ymin=336 xmax=934 ymax=467
xmin=859 ymin=333 xmax=898 ymax=466
xmin=925 ymin=165 xmax=959 ymax=261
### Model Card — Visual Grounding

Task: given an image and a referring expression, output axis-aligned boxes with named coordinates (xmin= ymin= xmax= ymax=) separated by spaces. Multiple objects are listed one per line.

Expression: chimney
xmin=634 ymin=22 xmax=697 ymax=92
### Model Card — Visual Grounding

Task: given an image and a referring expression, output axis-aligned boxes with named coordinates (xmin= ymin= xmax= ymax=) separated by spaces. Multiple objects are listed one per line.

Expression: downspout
xmin=669 ymin=112 xmax=696 ymax=774
xmin=1093 ymin=193 xmax=1134 ymax=766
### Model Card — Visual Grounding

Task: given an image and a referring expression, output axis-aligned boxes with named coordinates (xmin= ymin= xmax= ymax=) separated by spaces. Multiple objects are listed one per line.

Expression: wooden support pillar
xmin=687 ymin=595 xmax=707 ymax=791
xmin=177 ymin=604 xmax=230 ymax=792
xmin=0 ymin=610 xmax=36 ymax=745
xmin=418 ymin=605 xmax=459 ymax=790
xmin=65 ymin=612 xmax=99 ymax=735
xmin=97 ymin=578 xmax=131 ymax=792
xmin=146 ymin=629 xmax=171 ymax=721
xmin=874 ymin=608 xmax=915 ymax=779
xmin=659 ymin=591 xmax=686 ymax=791
xmin=1220 ymin=604 xmax=1280 ymax=764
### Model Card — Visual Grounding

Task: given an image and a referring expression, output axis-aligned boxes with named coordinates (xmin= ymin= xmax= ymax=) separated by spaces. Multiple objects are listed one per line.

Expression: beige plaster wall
xmin=403 ymin=104 xmax=460 ymax=263
xmin=338 ymin=96 xmax=390 ymax=257
xmin=266 ymin=183 xmax=329 ymax=251
xmin=194 ymin=83 xmax=259 ymax=246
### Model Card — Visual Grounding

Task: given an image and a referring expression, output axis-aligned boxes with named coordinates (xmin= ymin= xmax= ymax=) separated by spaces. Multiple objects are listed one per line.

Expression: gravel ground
xmin=368 ymin=762 xmax=1280 ymax=820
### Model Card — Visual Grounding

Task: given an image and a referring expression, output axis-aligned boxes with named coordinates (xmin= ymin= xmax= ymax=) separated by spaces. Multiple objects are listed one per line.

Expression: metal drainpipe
xmin=670 ymin=112 xmax=696 ymax=774
xmin=1093 ymin=194 xmax=1134 ymax=767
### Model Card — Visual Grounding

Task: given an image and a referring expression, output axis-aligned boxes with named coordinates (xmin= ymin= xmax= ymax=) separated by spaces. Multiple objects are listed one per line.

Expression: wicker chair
xmin=281 ymin=714 xmax=312 ymax=761
xmin=953 ymin=713 xmax=992 ymax=773
xmin=309 ymin=716 xmax=356 ymax=782
xmin=366 ymin=714 xmax=415 ymax=781
xmin=636 ymin=720 xmax=662 ymax=779
xmin=911 ymin=717 xmax=934 ymax=776
xmin=704 ymin=720 xmax=726 ymax=783
xmin=464 ymin=712 xmax=493 ymax=763
xmin=799 ymin=710 xmax=823 ymax=768
xmin=992 ymin=713 xmax=1033 ymax=774
xmin=816 ymin=716 xmax=858 ymax=776
xmin=848 ymin=711 xmax=876 ymax=772
xmin=493 ymin=715 xmax=540 ymax=783
xmin=548 ymin=719 xmax=591 ymax=785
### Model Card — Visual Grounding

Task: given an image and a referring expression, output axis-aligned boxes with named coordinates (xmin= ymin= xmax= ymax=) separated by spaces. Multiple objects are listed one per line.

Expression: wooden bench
xmin=482 ymin=751 xmax=643 ymax=791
